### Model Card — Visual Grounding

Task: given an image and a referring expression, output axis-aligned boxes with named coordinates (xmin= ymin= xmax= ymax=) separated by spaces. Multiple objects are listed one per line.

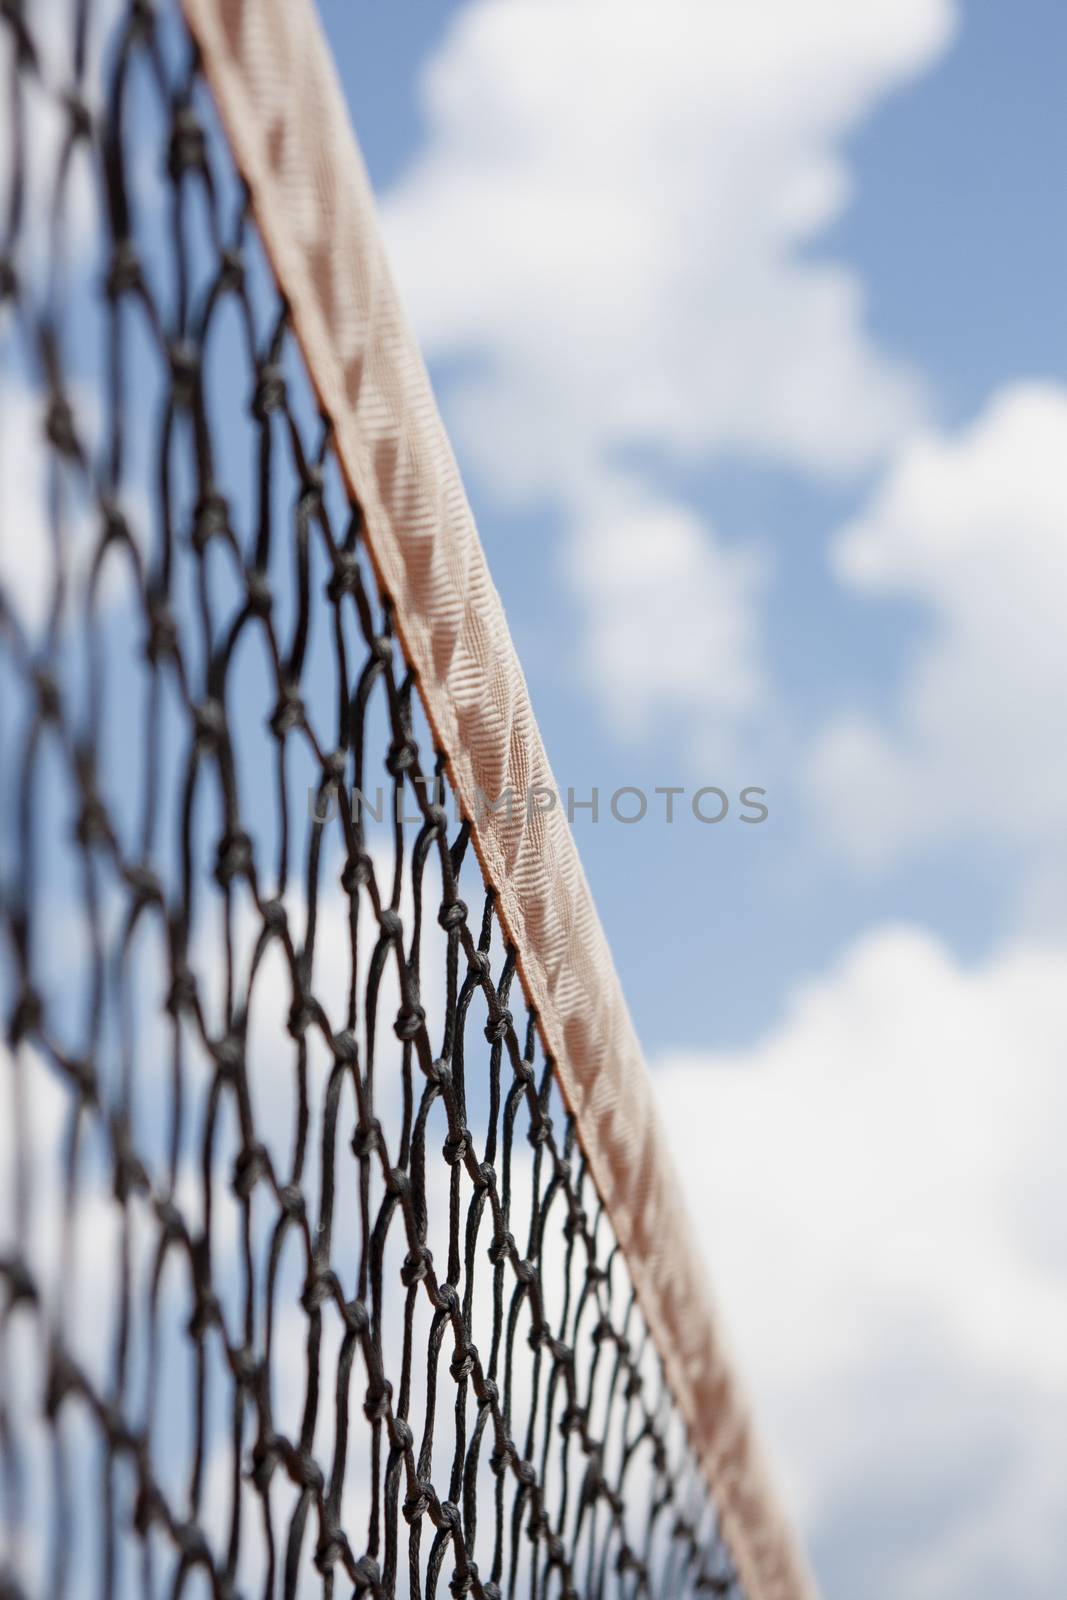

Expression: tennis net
xmin=0 ymin=3 xmax=813 ymax=1598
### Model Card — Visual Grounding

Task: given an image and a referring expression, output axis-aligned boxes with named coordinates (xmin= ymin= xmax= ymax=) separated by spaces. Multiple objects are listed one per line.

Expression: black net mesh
xmin=0 ymin=3 xmax=742 ymax=1597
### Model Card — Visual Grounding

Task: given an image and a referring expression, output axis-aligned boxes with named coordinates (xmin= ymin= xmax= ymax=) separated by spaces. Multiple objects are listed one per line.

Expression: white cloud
xmin=808 ymin=382 xmax=1067 ymax=873
xmin=654 ymin=925 xmax=1067 ymax=1599
xmin=561 ymin=474 xmax=768 ymax=740
xmin=383 ymin=0 xmax=955 ymax=744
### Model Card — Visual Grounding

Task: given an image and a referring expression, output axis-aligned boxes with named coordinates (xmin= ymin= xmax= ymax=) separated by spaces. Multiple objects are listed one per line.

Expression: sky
xmin=310 ymin=2 xmax=1067 ymax=1596
xmin=0 ymin=1 xmax=1065 ymax=1597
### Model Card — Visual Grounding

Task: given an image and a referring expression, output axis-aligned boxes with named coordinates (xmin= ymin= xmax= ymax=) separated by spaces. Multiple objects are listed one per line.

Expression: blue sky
xmin=1 ymin=2 xmax=1065 ymax=1597
xmin=313 ymin=2 xmax=1067 ymax=1595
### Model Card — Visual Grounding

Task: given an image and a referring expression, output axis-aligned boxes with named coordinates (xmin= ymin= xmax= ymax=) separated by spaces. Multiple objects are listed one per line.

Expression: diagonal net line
xmin=0 ymin=3 xmax=746 ymax=1598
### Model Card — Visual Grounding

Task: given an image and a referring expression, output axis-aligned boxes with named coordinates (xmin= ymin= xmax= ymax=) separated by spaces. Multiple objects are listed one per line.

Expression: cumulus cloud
xmin=654 ymin=925 xmax=1067 ymax=1599
xmin=560 ymin=473 xmax=768 ymax=740
xmin=383 ymin=0 xmax=955 ymax=746
xmin=807 ymin=382 xmax=1067 ymax=874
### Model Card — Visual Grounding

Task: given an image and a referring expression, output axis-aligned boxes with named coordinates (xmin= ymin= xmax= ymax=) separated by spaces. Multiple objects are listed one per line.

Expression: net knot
xmin=314 ymin=1531 xmax=347 ymax=1575
xmin=111 ymin=1123 xmax=149 ymax=1202
xmin=468 ymin=950 xmax=492 ymax=980
xmin=514 ymin=1458 xmax=536 ymax=1489
xmin=45 ymin=1347 xmax=79 ymax=1417
xmin=219 ymin=246 xmax=244 ymax=292
xmin=341 ymin=852 xmax=373 ymax=895
xmin=400 ymin=1246 xmax=432 ymax=1287
xmin=563 ymin=1205 xmax=586 ymax=1243
xmin=425 ymin=802 xmax=449 ymax=836
xmin=437 ymin=898 xmax=467 ymax=931
xmin=544 ymin=1533 xmax=566 ymax=1568
xmin=193 ymin=698 xmax=225 ymax=752
xmin=32 ymin=668 xmax=61 ymax=721
xmin=145 ymin=594 xmax=178 ymax=663
xmin=215 ymin=830 xmax=252 ymax=887
xmin=432 ymin=1500 xmax=461 ymax=1534
xmin=326 ymin=548 xmax=359 ymax=602
xmin=278 ymin=1185 xmax=306 ymax=1222
xmin=381 ymin=1414 xmax=412 ymax=1459
xmin=9 ymin=985 xmax=43 ymax=1043
xmin=363 ymin=1380 xmax=392 ymax=1422
xmin=560 ymin=1404 xmax=586 ymax=1437
xmin=232 ymin=1142 xmax=269 ymax=1198
xmin=62 ymin=87 xmax=92 ymax=142
xmin=192 ymin=490 xmax=229 ymax=551
xmin=487 ymin=1230 xmax=514 ymax=1267
xmin=325 ymin=747 xmax=347 ymax=784
xmin=2 ymin=1257 xmax=37 ymax=1309
xmin=154 ymin=1198 xmax=185 ymax=1243
xmin=168 ymin=340 xmax=199 ymax=406
xmin=45 ymin=393 xmax=80 ymax=458
xmin=352 ymin=1555 xmax=381 ymax=1595
xmin=269 ymin=687 xmax=304 ymax=738
xmin=188 ymin=1292 xmax=222 ymax=1340
xmin=527 ymin=1114 xmax=552 ymax=1148
xmin=473 ymin=1161 xmax=496 ymax=1192
xmin=287 ymin=996 xmax=313 ymax=1039
xmin=442 ymin=1128 xmax=470 ymax=1166
xmin=483 ymin=1009 xmax=512 ymax=1045
xmin=386 ymin=738 xmax=417 ymax=778
xmin=252 ymin=362 xmax=285 ymax=420
xmin=394 ymin=1004 xmax=424 ymax=1043
xmin=448 ymin=1569 xmax=474 ymax=1597
xmin=351 ymin=1119 xmax=381 ymax=1160
xmin=245 ymin=568 xmax=272 ymax=617
xmin=433 ymin=1282 xmax=459 ymax=1316
xmin=64 ymin=1055 xmax=98 ymax=1104
xmin=525 ymin=1509 xmax=546 ymax=1542
xmin=331 ymin=1028 xmax=357 ymax=1064
xmin=105 ymin=240 xmax=142 ymax=299
xmin=512 ymin=1056 xmax=536 ymax=1089
xmin=377 ymin=908 xmax=402 ymax=943
xmin=133 ymin=1482 xmax=163 ymax=1535
xmin=449 ymin=1342 xmax=477 ymax=1382
xmin=231 ymin=1345 xmax=259 ymax=1387
xmin=0 ymin=253 xmax=17 ymax=304
xmin=480 ymin=1377 xmax=499 ymax=1407
xmin=168 ymin=105 xmax=207 ymax=180
xmin=514 ymin=1257 xmax=536 ymax=1287
xmin=343 ymin=1297 xmax=369 ymax=1334
xmin=385 ymin=1166 xmax=410 ymax=1200
xmin=300 ymin=1273 xmax=337 ymax=1312
xmin=74 ymin=788 xmax=110 ymax=850
xmin=289 ymin=1450 xmax=323 ymax=1493
xmin=261 ymin=897 xmax=287 ymax=933
xmin=177 ymin=1522 xmax=211 ymax=1565
xmin=212 ymin=1032 xmax=244 ymax=1080
xmin=250 ymin=1434 xmax=282 ymax=1492
xmin=100 ymin=497 xmax=130 ymax=546
xmin=121 ymin=862 xmax=162 ymax=904
xmin=403 ymin=1481 xmax=432 ymax=1523
xmin=425 ymin=1057 xmax=451 ymax=1089
xmin=165 ymin=965 xmax=196 ymax=1017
